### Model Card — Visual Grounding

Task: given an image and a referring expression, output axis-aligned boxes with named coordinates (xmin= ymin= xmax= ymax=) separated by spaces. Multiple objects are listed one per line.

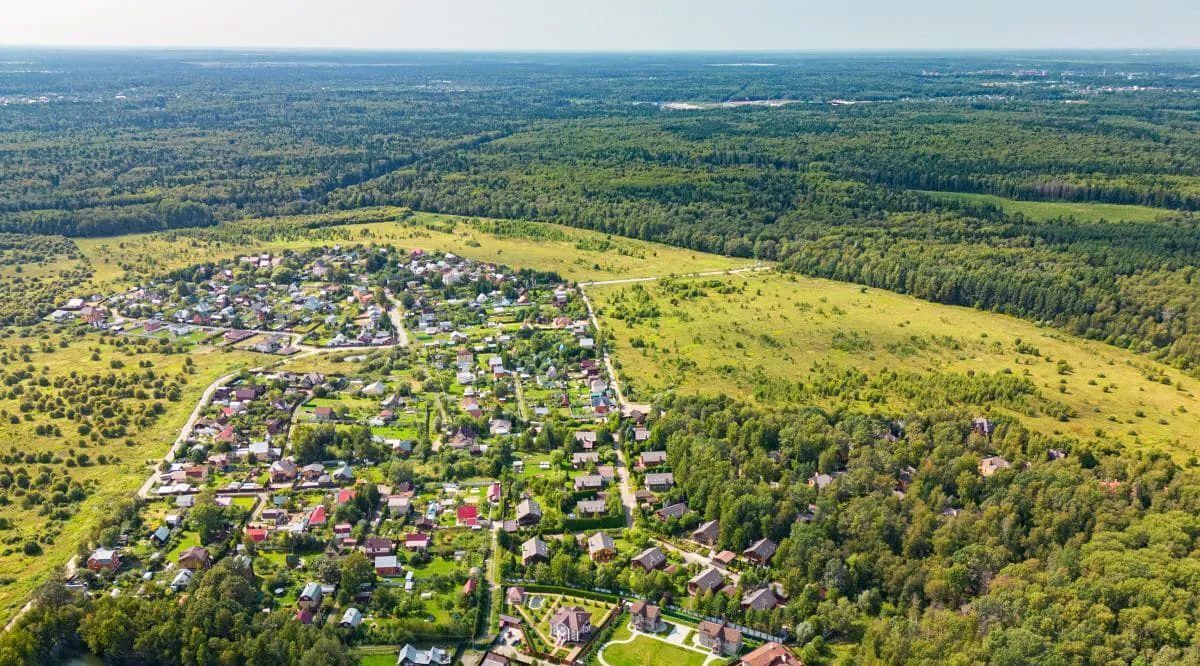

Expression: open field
xmin=73 ymin=208 xmax=747 ymax=292
xmin=916 ymin=190 xmax=1175 ymax=223
xmin=591 ymin=271 xmax=1200 ymax=459
xmin=0 ymin=330 xmax=262 ymax=623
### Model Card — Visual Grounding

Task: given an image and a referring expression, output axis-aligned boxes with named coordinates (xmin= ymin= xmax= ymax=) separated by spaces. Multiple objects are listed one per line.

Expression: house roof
xmin=550 ymin=606 xmax=592 ymax=631
xmin=738 ymin=642 xmax=802 ymax=666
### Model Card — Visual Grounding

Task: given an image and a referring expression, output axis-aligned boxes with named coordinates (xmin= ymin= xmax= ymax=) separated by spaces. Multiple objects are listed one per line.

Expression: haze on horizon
xmin=4 ymin=0 xmax=1199 ymax=52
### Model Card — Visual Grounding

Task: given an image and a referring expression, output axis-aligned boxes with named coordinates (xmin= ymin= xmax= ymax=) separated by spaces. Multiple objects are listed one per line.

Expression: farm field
xmin=915 ymin=190 xmax=1175 ymax=223
xmin=591 ymin=271 xmax=1200 ymax=459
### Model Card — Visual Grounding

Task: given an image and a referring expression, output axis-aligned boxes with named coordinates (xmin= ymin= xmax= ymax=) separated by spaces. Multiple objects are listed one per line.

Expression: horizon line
xmin=1 ymin=43 xmax=1199 ymax=55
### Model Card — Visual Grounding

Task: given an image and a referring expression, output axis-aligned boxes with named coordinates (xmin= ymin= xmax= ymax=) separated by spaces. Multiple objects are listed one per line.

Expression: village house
xmin=692 ymin=519 xmax=719 ymax=547
xmin=405 ymin=532 xmax=431 ymax=551
xmin=638 ymin=450 xmax=668 ymax=468
xmin=575 ymin=499 xmax=607 ymax=518
xmin=742 ymin=587 xmax=780 ymax=612
xmin=738 ymin=642 xmax=803 ymax=666
xmin=375 ymin=555 xmax=402 ymax=576
xmin=298 ymin=581 xmax=323 ymax=608
xmin=396 ymin=644 xmax=452 ymax=666
xmin=587 ymin=532 xmax=616 ymax=562
xmin=697 ymin=621 xmax=743 ymax=656
xmin=521 ymin=537 xmax=549 ymax=566
xmin=86 ymin=547 xmax=121 ymax=573
xmin=688 ymin=567 xmax=725 ymax=596
xmin=549 ymin=606 xmax=593 ymax=644
xmin=979 ymin=455 xmax=1012 ymax=477
xmin=644 ymin=472 xmax=674 ymax=492
xmin=629 ymin=601 xmax=665 ymax=633
xmin=630 ymin=546 xmax=667 ymax=572
xmin=178 ymin=546 xmax=211 ymax=570
xmin=515 ymin=497 xmax=542 ymax=526
xmin=743 ymin=538 xmax=777 ymax=566
xmin=364 ymin=537 xmax=394 ymax=557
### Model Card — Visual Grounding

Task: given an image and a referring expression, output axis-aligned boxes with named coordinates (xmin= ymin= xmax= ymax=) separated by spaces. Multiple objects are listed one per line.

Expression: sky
xmin=3 ymin=0 xmax=1199 ymax=51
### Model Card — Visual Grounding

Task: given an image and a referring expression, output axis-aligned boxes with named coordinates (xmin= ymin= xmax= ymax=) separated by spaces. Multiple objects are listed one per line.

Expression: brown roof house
xmin=691 ymin=520 xmax=719 ymax=547
xmin=549 ymin=606 xmax=593 ymax=644
xmin=178 ymin=546 xmax=211 ymax=571
xmin=697 ymin=621 xmax=743 ymax=656
xmin=742 ymin=538 xmax=777 ymax=566
xmin=629 ymin=601 xmax=665 ymax=633
xmin=521 ymin=537 xmax=549 ymax=566
xmin=688 ymin=567 xmax=725 ymax=596
xmin=588 ymin=532 xmax=616 ymax=562
xmin=630 ymin=546 xmax=667 ymax=572
xmin=739 ymin=642 xmax=803 ymax=666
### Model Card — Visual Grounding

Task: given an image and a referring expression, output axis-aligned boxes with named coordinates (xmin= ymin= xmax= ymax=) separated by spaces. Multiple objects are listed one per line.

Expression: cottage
xmin=506 ymin=586 xmax=525 ymax=606
xmin=87 ymin=548 xmax=121 ymax=573
xmin=571 ymin=451 xmax=600 ymax=468
xmin=713 ymin=550 xmax=737 ymax=568
xmin=697 ymin=621 xmax=743 ymax=656
xmin=575 ymin=499 xmax=607 ymax=518
xmin=655 ymin=502 xmax=690 ymax=521
xmin=269 ymin=459 xmax=298 ymax=483
xmin=574 ymin=474 xmax=605 ymax=492
xmin=480 ymin=652 xmax=510 ymax=666
xmin=298 ymin=581 xmax=323 ymax=608
xmin=456 ymin=504 xmax=479 ymax=527
xmin=688 ymin=567 xmax=725 ymax=596
xmin=521 ymin=537 xmax=549 ymax=566
xmin=743 ymin=538 xmax=777 ymax=566
xmin=405 ymin=532 xmax=431 ymax=551
xmin=313 ymin=406 xmax=335 ymax=422
xmin=629 ymin=601 xmax=665 ymax=633
xmin=979 ymin=455 xmax=1012 ymax=477
xmin=631 ymin=546 xmax=667 ymax=572
xmin=574 ymin=431 xmax=598 ymax=450
xmin=170 ymin=568 xmax=193 ymax=592
xmin=364 ymin=537 xmax=394 ymax=557
xmin=178 ymin=546 xmax=211 ymax=570
xmin=692 ymin=520 xmax=719 ymax=546
xmin=638 ymin=450 xmax=668 ymax=468
xmin=549 ymin=606 xmax=593 ymax=644
xmin=515 ymin=498 xmax=542 ymax=526
xmin=587 ymin=532 xmax=616 ymax=562
xmin=340 ymin=607 xmax=363 ymax=628
xmin=644 ymin=472 xmax=674 ymax=492
xmin=375 ymin=555 xmax=402 ymax=576
xmin=742 ymin=587 xmax=780 ymax=611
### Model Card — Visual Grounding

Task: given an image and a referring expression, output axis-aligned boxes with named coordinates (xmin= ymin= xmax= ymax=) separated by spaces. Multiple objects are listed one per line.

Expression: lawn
xmin=917 ymin=190 xmax=1172 ymax=223
xmin=599 ymin=622 xmax=710 ymax=666
xmin=591 ymin=271 xmax=1200 ymax=459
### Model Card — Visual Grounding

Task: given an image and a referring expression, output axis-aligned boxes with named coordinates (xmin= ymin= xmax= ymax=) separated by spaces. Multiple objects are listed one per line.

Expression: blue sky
xmin=4 ymin=0 xmax=1198 ymax=50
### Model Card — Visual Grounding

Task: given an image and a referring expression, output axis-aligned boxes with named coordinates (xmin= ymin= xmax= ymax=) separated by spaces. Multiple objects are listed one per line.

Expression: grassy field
xmin=599 ymin=622 xmax=710 ymax=666
xmin=74 ymin=208 xmax=747 ymax=292
xmin=917 ymin=190 xmax=1173 ymax=223
xmin=0 ymin=331 xmax=262 ymax=623
xmin=590 ymin=271 xmax=1200 ymax=459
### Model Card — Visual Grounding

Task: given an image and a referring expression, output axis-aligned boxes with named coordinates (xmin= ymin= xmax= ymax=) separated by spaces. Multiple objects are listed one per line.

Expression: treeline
xmin=0 ymin=560 xmax=354 ymax=666
xmin=0 ymin=200 xmax=215 ymax=237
